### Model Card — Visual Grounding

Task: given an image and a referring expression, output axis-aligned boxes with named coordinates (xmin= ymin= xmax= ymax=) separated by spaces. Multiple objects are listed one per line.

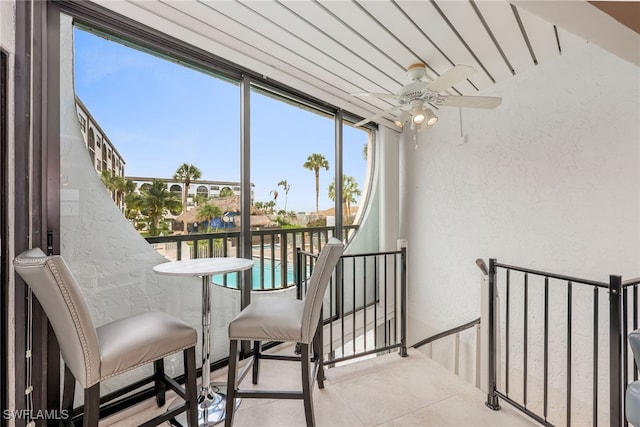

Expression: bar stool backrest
xmin=14 ymin=248 xmax=101 ymax=388
xmin=301 ymin=237 xmax=344 ymax=344
xmin=630 ymin=330 xmax=640 ymax=367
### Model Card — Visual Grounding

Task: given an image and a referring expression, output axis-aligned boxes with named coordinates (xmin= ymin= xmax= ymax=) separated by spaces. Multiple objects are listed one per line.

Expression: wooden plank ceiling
xmin=90 ymin=0 xmax=637 ymax=129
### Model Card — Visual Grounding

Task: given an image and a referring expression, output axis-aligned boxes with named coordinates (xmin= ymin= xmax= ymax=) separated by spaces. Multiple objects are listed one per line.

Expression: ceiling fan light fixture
xmin=425 ymin=108 xmax=438 ymax=126
xmin=411 ymin=105 xmax=426 ymax=124
xmin=393 ymin=111 xmax=411 ymax=128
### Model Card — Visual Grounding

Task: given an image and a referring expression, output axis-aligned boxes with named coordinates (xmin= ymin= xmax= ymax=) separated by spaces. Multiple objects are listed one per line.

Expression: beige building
xmin=126 ymin=177 xmax=252 ymax=211
xmin=75 ymin=96 xmax=126 ymax=179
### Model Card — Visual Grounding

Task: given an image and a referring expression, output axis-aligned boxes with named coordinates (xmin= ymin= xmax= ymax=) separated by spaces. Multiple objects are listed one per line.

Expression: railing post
xmin=280 ymin=231 xmax=288 ymax=288
xmin=486 ymin=258 xmax=501 ymax=410
xmin=475 ymin=322 xmax=482 ymax=388
xmin=399 ymin=247 xmax=408 ymax=357
xmin=610 ymin=275 xmax=623 ymax=427
xmin=296 ymin=247 xmax=302 ymax=301
xmin=293 ymin=248 xmax=304 ymax=356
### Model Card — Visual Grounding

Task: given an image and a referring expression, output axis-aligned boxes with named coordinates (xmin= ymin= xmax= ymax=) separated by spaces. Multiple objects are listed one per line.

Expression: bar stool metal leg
xmin=300 ymin=344 xmax=315 ymax=427
xmin=225 ymin=340 xmax=239 ymax=427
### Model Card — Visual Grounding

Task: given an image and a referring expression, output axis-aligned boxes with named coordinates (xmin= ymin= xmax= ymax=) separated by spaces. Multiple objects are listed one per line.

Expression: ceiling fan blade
xmin=426 ymin=65 xmax=477 ymax=92
xmin=350 ymin=92 xmax=399 ymax=100
xmin=440 ymin=95 xmax=502 ymax=109
xmin=353 ymin=107 xmax=398 ymax=127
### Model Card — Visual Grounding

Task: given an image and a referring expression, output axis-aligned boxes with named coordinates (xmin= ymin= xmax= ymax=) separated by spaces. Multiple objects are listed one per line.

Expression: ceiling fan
xmin=351 ymin=63 xmax=502 ymax=130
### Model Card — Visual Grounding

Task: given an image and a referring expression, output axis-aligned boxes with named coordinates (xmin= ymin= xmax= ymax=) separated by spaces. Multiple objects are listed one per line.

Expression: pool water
xmin=212 ymin=261 xmax=295 ymax=290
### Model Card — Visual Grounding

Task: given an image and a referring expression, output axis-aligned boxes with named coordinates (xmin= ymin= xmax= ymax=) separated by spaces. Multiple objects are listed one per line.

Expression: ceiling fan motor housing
xmin=407 ymin=63 xmax=427 ymax=81
xmin=397 ymin=83 xmax=446 ymax=106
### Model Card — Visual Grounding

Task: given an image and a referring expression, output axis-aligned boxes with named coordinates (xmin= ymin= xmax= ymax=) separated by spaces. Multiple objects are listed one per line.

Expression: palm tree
xmin=265 ymin=200 xmax=276 ymax=214
xmin=124 ymin=190 xmax=142 ymax=225
xmin=100 ymin=169 xmax=127 ymax=209
xmin=343 ymin=176 xmax=361 ymax=217
xmin=219 ymin=187 xmax=234 ymax=197
xmin=173 ymin=163 xmax=202 ymax=232
xmin=193 ymin=193 xmax=209 ymax=207
xmin=303 ymin=153 xmax=329 ymax=214
xmin=270 ymin=189 xmax=279 ymax=209
xmin=277 ymin=179 xmax=291 ymax=212
xmin=122 ymin=179 xmax=140 ymax=224
xmin=196 ymin=203 xmax=222 ymax=232
xmin=328 ymin=175 xmax=361 ymax=218
xmin=139 ymin=179 xmax=182 ymax=236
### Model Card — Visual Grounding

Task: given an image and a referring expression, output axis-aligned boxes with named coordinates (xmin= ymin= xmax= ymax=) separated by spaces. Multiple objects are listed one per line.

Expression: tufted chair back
xmin=14 ymin=248 xmax=101 ymax=388
xmin=301 ymin=237 xmax=344 ymax=344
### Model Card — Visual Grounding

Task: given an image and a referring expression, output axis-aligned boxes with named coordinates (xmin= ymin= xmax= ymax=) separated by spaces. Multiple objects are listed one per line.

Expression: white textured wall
xmin=345 ymin=126 xmax=400 ymax=255
xmin=0 ymin=2 xmax=15 ymax=50
xmin=400 ymin=44 xmax=639 ymax=423
xmin=402 ymin=43 xmax=639 ymax=331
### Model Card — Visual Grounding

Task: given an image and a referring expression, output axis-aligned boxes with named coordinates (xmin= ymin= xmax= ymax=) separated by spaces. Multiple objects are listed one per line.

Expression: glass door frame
xmin=12 ymin=0 xmax=62 ymax=419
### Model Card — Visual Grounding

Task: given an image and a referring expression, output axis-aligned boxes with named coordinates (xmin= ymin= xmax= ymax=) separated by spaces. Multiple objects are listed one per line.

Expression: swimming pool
xmin=212 ymin=260 xmax=295 ymax=290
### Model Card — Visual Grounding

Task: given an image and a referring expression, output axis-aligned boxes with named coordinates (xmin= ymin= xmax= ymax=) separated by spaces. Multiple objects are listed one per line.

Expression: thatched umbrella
xmin=175 ymin=195 xmax=272 ymax=228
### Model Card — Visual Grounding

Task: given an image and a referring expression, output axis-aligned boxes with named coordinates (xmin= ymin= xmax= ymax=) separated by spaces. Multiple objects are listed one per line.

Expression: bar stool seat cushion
xmin=229 ymin=298 xmax=304 ymax=343
xmin=97 ymin=312 xmax=196 ymax=380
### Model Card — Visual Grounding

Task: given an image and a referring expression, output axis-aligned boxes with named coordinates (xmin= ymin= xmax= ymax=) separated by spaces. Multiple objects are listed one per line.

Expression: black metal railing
xmin=413 ymin=317 xmax=481 ymax=349
xmin=145 ymin=225 xmax=357 ymax=290
xmin=486 ymin=258 xmax=639 ymax=427
xmin=296 ymin=246 xmax=408 ymax=366
xmin=412 ymin=317 xmax=481 ymax=384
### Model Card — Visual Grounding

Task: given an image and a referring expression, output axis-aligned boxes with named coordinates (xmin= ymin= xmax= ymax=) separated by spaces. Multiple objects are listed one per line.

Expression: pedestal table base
xmin=169 ymin=384 xmax=240 ymax=426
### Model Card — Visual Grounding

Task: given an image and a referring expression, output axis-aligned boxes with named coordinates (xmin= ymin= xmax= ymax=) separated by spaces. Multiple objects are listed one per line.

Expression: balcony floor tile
xmin=101 ymin=346 xmax=539 ymax=426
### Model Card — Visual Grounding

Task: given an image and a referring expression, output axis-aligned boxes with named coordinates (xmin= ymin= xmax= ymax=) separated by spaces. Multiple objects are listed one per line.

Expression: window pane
xmin=67 ymin=25 xmax=241 ymax=396
xmin=250 ymin=87 xmax=334 ymax=222
xmin=342 ymin=123 xmax=371 ymax=227
xmin=73 ymin=28 xmax=241 ymax=232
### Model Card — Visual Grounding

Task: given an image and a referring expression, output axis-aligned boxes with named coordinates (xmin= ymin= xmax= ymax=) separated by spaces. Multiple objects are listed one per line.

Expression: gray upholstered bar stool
xmin=13 ymin=248 xmax=199 ymax=427
xmin=224 ymin=238 xmax=344 ymax=427
xmin=627 ymin=330 xmax=640 ymax=426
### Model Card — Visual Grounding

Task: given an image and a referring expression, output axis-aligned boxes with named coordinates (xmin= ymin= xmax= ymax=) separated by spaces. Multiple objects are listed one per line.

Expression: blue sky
xmin=73 ymin=28 xmax=369 ymax=213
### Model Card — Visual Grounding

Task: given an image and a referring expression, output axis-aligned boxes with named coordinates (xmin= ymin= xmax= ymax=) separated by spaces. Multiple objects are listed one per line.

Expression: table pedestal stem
xmin=194 ymin=275 xmax=235 ymax=426
xmin=153 ymin=258 xmax=252 ymax=426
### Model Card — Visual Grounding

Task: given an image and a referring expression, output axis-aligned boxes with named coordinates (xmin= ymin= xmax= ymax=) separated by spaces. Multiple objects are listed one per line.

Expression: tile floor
xmin=102 ymin=345 xmax=540 ymax=426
